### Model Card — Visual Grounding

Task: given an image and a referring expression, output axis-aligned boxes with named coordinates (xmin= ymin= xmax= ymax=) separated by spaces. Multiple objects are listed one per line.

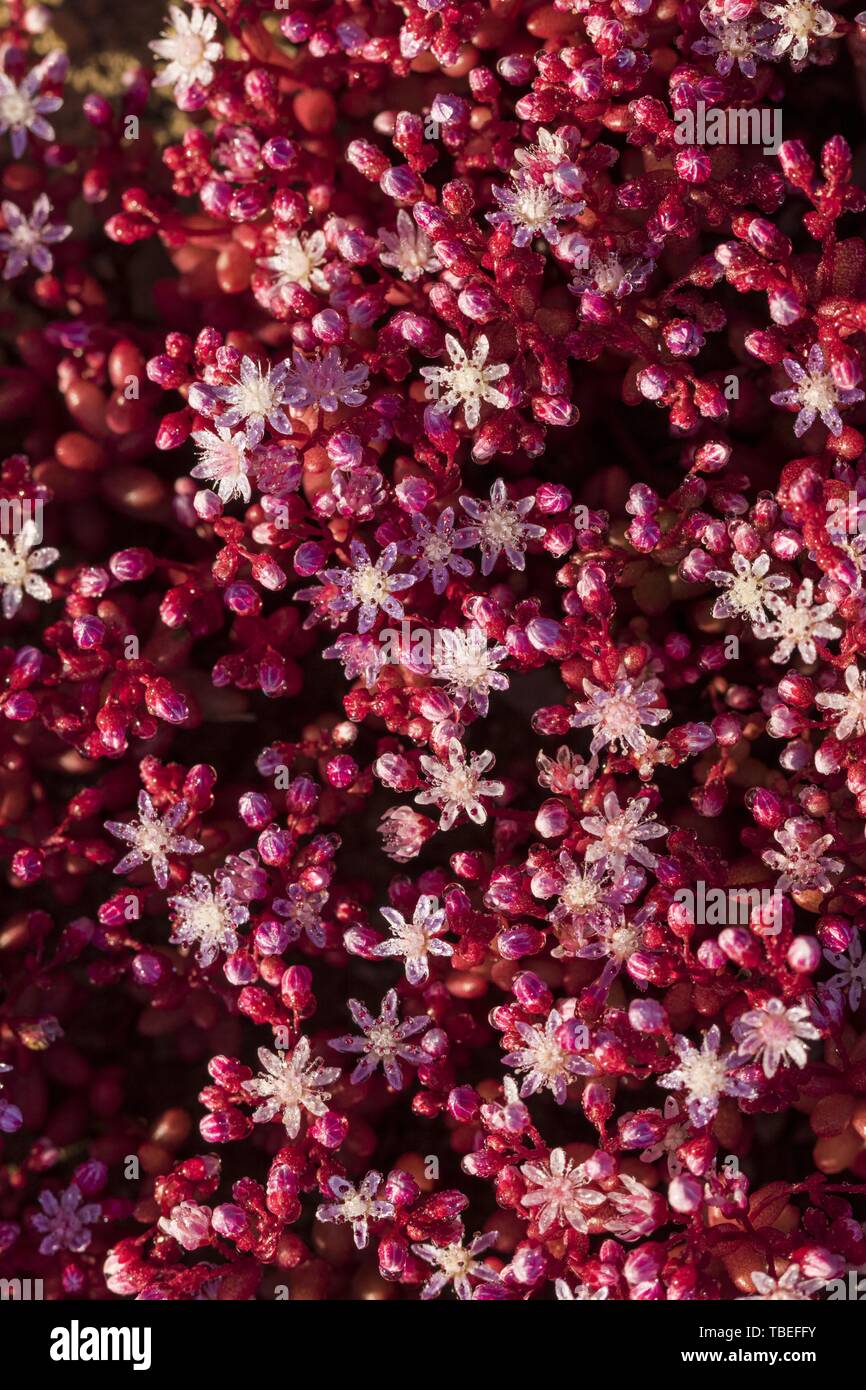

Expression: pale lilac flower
xmin=569 ymin=245 xmax=656 ymax=299
xmin=430 ymin=627 xmax=509 ymax=716
xmin=503 ymin=1008 xmax=594 ymax=1103
xmin=816 ymin=664 xmax=866 ymax=740
xmin=316 ymin=540 xmax=416 ymax=634
xmin=193 ymin=357 xmax=292 ymax=446
xmin=762 ymin=816 xmax=842 ymax=893
xmin=283 ymin=346 xmax=368 ymax=413
xmin=158 ymin=1201 xmax=212 ymax=1251
xmin=572 ymin=676 xmax=670 ymax=755
xmin=272 ymin=885 xmax=329 ymax=949
xmin=168 ymin=872 xmax=249 ymax=967
xmin=659 ymin=1027 xmax=756 ymax=1127
xmin=374 ymin=894 xmax=451 ymax=985
xmin=707 ymin=551 xmax=790 ymax=623
xmin=0 ymin=56 xmax=63 ymax=158
xmin=323 ymin=631 xmax=388 ymax=687
xmin=330 ymin=989 xmax=429 ymax=1089
xmin=421 ymin=335 xmax=509 ymax=431
xmin=412 ymin=1229 xmax=501 ymax=1300
xmin=460 ymin=478 xmax=545 ymax=576
xmin=258 ymin=231 xmax=328 ymax=292
xmin=753 ymin=579 xmax=841 ymax=665
xmin=732 ymin=998 xmax=821 ymax=1078
xmin=823 ymin=934 xmax=866 ymax=1011
xmin=693 ymin=5 xmax=762 ymax=76
xmin=416 ymin=737 xmax=504 ymax=831
xmin=191 ymin=426 xmax=252 ymax=504
xmin=243 ymin=1037 xmax=341 ymax=1137
xmin=379 ymin=209 xmax=440 ymax=281
xmin=487 ymin=173 xmax=583 ymax=247
xmin=536 ymin=853 xmax=644 ymax=939
xmin=581 ymin=792 xmax=668 ymax=875
xmin=316 ymin=1172 xmax=394 ymax=1250
xmin=739 ymin=1264 xmax=826 ymax=1300
xmin=0 ymin=195 xmax=70 ymax=279
xmin=105 ymin=792 xmax=203 ymax=890
xmin=0 ymin=1063 xmax=22 ymax=1134
xmin=771 ymin=345 xmax=862 ymax=436
xmin=32 ymin=1184 xmax=100 ymax=1255
xmin=0 ymin=518 xmax=58 ymax=618
xmin=520 ymin=1147 xmax=606 ymax=1234
xmin=150 ymin=4 xmax=223 ymax=101
xmin=403 ymin=507 xmax=474 ymax=594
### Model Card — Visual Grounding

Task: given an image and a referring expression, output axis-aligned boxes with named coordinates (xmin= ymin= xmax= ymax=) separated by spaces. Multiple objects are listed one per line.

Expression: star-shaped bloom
xmin=316 ymin=1171 xmax=395 ymax=1250
xmin=191 ymin=356 xmax=292 ymax=447
xmin=487 ymin=173 xmax=583 ymax=247
xmin=31 ymin=1184 xmax=100 ymax=1256
xmin=693 ymin=5 xmax=762 ymax=76
xmin=315 ymin=539 xmax=416 ymax=634
xmin=738 ymin=1263 xmax=827 ymax=1300
xmin=272 ymin=884 xmax=330 ymax=949
xmin=555 ymin=1279 xmax=609 ymax=1301
xmin=707 ymin=551 xmax=790 ymax=624
xmin=503 ymin=1008 xmax=594 ymax=1104
xmin=416 ymin=737 xmax=504 ymax=832
xmin=243 ymin=1037 xmax=341 ymax=1137
xmin=816 ymin=664 xmax=866 ymax=740
xmin=282 ymin=346 xmax=368 ymax=413
xmin=520 ymin=1147 xmax=606 ymax=1234
xmin=0 ymin=56 xmax=63 ymax=158
xmin=761 ymin=816 xmax=842 ymax=894
xmin=758 ymin=0 xmax=835 ymax=68
xmin=330 ymin=989 xmax=429 ymax=1089
xmin=659 ymin=1027 xmax=756 ymax=1127
xmin=191 ymin=425 xmax=252 ymax=504
xmin=0 ymin=195 xmax=70 ymax=279
xmin=430 ymin=627 xmax=509 ymax=716
xmin=105 ymin=792 xmax=203 ymax=890
xmin=732 ymin=998 xmax=821 ymax=1079
xmin=459 ymin=478 xmax=545 ymax=576
xmin=258 ymin=231 xmax=328 ymax=292
xmin=420 ymin=335 xmax=509 ymax=431
xmin=771 ymin=344 xmax=862 ymax=436
xmin=412 ymin=1228 xmax=501 ymax=1300
xmin=824 ymin=933 xmax=866 ymax=1011
xmin=168 ymin=872 xmax=250 ymax=967
xmin=753 ymin=579 xmax=841 ymax=665
xmin=373 ymin=894 xmax=452 ymax=985
xmin=403 ymin=507 xmax=474 ymax=594
xmin=379 ymin=209 xmax=440 ymax=282
xmin=0 ymin=518 xmax=58 ymax=618
xmin=581 ymin=792 xmax=668 ymax=875
xmin=150 ymin=4 xmax=223 ymax=101
xmin=572 ymin=676 xmax=670 ymax=755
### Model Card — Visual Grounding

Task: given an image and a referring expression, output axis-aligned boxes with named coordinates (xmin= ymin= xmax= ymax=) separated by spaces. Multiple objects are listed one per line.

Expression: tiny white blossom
xmin=520 ymin=1147 xmax=606 ymax=1234
xmin=762 ymin=816 xmax=842 ymax=893
xmin=754 ymin=579 xmax=841 ymax=665
xmin=412 ymin=1229 xmax=501 ymax=1300
xmin=258 ymin=231 xmax=328 ymax=292
xmin=659 ymin=1027 xmax=755 ymax=1127
xmin=816 ymin=664 xmax=866 ymax=740
xmin=487 ymin=173 xmax=583 ymax=248
xmin=739 ymin=1264 xmax=826 ymax=1300
xmin=581 ymin=791 xmax=668 ymax=875
xmin=771 ymin=344 xmax=862 ymax=436
xmin=316 ymin=1171 xmax=394 ymax=1250
xmin=555 ymin=1279 xmax=609 ymax=1301
xmin=430 ymin=627 xmax=509 ymax=716
xmin=191 ymin=425 xmax=252 ymax=504
xmin=243 ymin=1037 xmax=341 ymax=1137
xmin=150 ymin=4 xmax=223 ymax=100
xmin=379 ymin=209 xmax=440 ymax=282
xmin=732 ymin=998 xmax=821 ymax=1078
xmin=0 ymin=518 xmax=58 ymax=618
xmin=105 ymin=791 xmax=203 ymax=890
xmin=824 ymin=933 xmax=866 ymax=1012
xmin=572 ymin=676 xmax=670 ymax=755
xmin=374 ymin=894 xmax=452 ymax=985
xmin=192 ymin=356 xmax=292 ymax=447
xmin=503 ymin=1008 xmax=594 ymax=1104
xmin=758 ymin=0 xmax=835 ymax=68
xmin=420 ymin=335 xmax=509 ymax=431
xmin=459 ymin=478 xmax=545 ymax=577
xmin=416 ymin=737 xmax=504 ymax=832
xmin=0 ymin=194 xmax=70 ymax=279
xmin=168 ymin=872 xmax=249 ymax=967
xmin=707 ymin=551 xmax=790 ymax=624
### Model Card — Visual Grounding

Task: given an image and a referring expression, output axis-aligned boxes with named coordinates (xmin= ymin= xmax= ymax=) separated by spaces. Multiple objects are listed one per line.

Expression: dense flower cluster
xmin=2 ymin=0 xmax=866 ymax=1304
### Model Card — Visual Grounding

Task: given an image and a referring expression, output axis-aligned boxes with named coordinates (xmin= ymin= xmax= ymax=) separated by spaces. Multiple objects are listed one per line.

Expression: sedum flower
xmin=520 ymin=1147 xmax=606 ymax=1234
xmin=421 ymin=335 xmax=509 ymax=431
xmin=707 ymin=551 xmax=790 ymax=624
xmin=762 ymin=816 xmax=842 ymax=893
xmin=487 ymin=173 xmax=583 ymax=247
xmin=503 ymin=1008 xmax=594 ymax=1103
xmin=374 ymin=894 xmax=452 ymax=985
xmin=416 ymin=737 xmax=504 ymax=831
xmin=273 ymin=884 xmax=330 ymax=949
xmin=823 ymin=933 xmax=866 ymax=1011
xmin=193 ymin=356 xmax=292 ymax=447
xmin=105 ymin=792 xmax=203 ymax=890
xmin=243 ymin=1037 xmax=341 ymax=1137
xmin=581 ymin=792 xmax=668 ymax=875
xmin=379 ymin=209 xmax=440 ymax=281
xmin=258 ymin=231 xmax=328 ymax=292
xmin=316 ymin=1172 xmax=394 ymax=1250
xmin=0 ymin=56 xmax=63 ymax=158
xmin=330 ymin=989 xmax=430 ymax=1088
xmin=754 ymin=579 xmax=841 ymax=665
xmin=0 ymin=195 xmax=70 ymax=279
xmin=572 ymin=676 xmax=670 ymax=756
xmin=158 ymin=1201 xmax=211 ymax=1251
xmin=555 ymin=1279 xmax=609 ymax=1301
xmin=0 ymin=1062 xmax=22 ymax=1134
xmin=770 ymin=344 xmax=862 ymax=436
xmin=283 ymin=346 xmax=368 ymax=413
xmin=739 ymin=1264 xmax=826 ymax=1300
xmin=459 ymin=478 xmax=545 ymax=576
xmin=430 ymin=627 xmax=509 ymax=716
xmin=815 ymin=664 xmax=866 ymax=740
xmin=659 ymin=1027 xmax=755 ymax=1127
xmin=32 ymin=1184 xmax=100 ymax=1256
xmin=732 ymin=998 xmax=821 ymax=1078
xmin=150 ymin=4 xmax=223 ymax=101
xmin=694 ymin=5 xmax=762 ymax=76
xmin=191 ymin=426 xmax=252 ymax=504
xmin=168 ymin=872 xmax=249 ymax=967
xmin=0 ymin=518 xmax=58 ymax=618
xmin=403 ymin=507 xmax=474 ymax=594
xmin=758 ymin=0 xmax=835 ymax=68
xmin=316 ymin=540 xmax=416 ymax=634
xmin=412 ymin=1228 xmax=501 ymax=1300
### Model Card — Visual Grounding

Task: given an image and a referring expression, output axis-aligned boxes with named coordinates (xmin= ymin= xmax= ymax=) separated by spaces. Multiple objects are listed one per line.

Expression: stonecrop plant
xmin=2 ymin=0 xmax=866 ymax=1304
